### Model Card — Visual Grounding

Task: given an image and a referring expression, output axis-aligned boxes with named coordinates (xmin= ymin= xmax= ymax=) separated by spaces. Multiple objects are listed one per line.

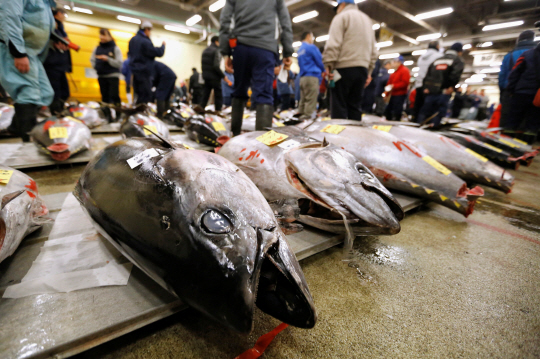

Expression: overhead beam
xmin=371 ymin=0 xmax=439 ymax=34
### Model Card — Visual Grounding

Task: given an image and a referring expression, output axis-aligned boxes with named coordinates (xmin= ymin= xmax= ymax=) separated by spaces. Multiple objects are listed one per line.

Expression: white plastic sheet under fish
xmin=3 ymin=194 xmax=132 ymax=299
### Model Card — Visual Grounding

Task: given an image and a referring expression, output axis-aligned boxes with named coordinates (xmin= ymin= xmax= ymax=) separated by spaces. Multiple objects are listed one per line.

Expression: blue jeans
xmin=232 ymin=44 xmax=277 ymax=105
xmin=417 ymin=93 xmax=451 ymax=126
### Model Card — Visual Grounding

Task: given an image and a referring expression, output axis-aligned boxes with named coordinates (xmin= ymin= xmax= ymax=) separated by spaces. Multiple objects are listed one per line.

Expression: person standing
xmin=91 ymin=29 xmax=123 ymax=105
xmin=0 ymin=0 xmax=55 ymax=141
xmin=412 ymin=41 xmax=442 ymax=121
xmin=361 ymin=59 xmax=381 ymax=114
xmin=276 ymin=63 xmax=293 ymax=111
xmin=451 ymin=87 xmax=464 ymax=118
xmin=498 ymin=30 xmax=536 ymax=127
xmin=220 ymin=0 xmax=293 ymax=135
xmin=121 ymin=54 xmax=132 ymax=104
xmin=373 ymin=60 xmax=391 ymax=116
xmin=201 ymin=36 xmax=231 ymax=111
xmin=128 ymin=21 xmax=165 ymax=104
xmin=477 ymin=89 xmax=489 ymax=120
xmin=297 ymin=32 xmax=325 ymax=119
xmin=323 ymin=0 xmax=377 ymax=120
xmin=222 ymin=68 xmax=234 ymax=107
xmin=417 ymin=43 xmax=465 ymax=127
xmin=44 ymin=8 xmax=72 ymax=115
xmin=153 ymin=62 xmax=177 ymax=118
xmin=189 ymin=68 xmax=204 ymax=106
xmin=384 ymin=56 xmax=411 ymax=121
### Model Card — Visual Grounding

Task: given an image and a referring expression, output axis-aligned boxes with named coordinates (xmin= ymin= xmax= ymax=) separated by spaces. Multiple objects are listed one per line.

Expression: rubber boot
xmin=157 ymin=100 xmax=168 ymax=119
xmin=9 ymin=103 xmax=38 ymax=142
xmin=231 ymin=98 xmax=246 ymax=136
xmin=255 ymin=103 xmax=274 ymax=131
xmin=49 ymin=98 xmax=65 ymax=116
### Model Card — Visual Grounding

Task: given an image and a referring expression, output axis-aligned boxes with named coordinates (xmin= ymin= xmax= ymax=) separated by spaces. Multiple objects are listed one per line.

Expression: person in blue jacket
xmin=0 ymin=0 xmax=56 ymax=142
xmin=222 ymin=68 xmax=235 ymax=107
xmin=152 ymin=61 xmax=177 ymax=118
xmin=373 ymin=60 xmax=391 ymax=116
xmin=121 ymin=54 xmax=132 ymax=104
xmin=128 ymin=21 xmax=165 ymax=104
xmin=505 ymin=43 xmax=540 ymax=144
xmin=361 ymin=59 xmax=381 ymax=114
xmin=498 ymin=30 xmax=536 ymax=127
xmin=297 ymin=32 xmax=325 ymax=119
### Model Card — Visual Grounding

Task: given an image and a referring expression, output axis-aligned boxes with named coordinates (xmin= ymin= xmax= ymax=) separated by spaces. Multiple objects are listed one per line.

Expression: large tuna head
xmin=184 ymin=114 xmax=231 ymax=147
xmin=284 ymin=141 xmax=404 ymax=234
xmin=74 ymin=138 xmax=315 ymax=334
xmin=120 ymin=113 xmax=170 ymax=139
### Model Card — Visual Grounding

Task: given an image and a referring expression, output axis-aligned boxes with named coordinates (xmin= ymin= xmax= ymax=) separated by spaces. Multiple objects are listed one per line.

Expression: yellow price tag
xmin=243 ymin=114 xmax=251 ymax=119
xmin=144 ymin=125 xmax=158 ymax=136
xmin=274 ymin=121 xmax=285 ymax=127
xmin=372 ymin=125 xmax=392 ymax=132
xmin=182 ymin=144 xmax=194 ymax=150
xmin=181 ymin=112 xmax=189 ymax=118
xmin=256 ymin=130 xmax=288 ymax=146
xmin=321 ymin=117 xmax=331 ymax=121
xmin=320 ymin=124 xmax=346 ymax=135
xmin=511 ymin=138 xmax=527 ymax=146
xmin=499 ymin=139 xmax=519 ymax=148
xmin=49 ymin=127 xmax=68 ymax=139
xmin=483 ymin=143 xmax=503 ymax=153
xmin=212 ymin=122 xmax=226 ymax=132
xmin=422 ymin=155 xmax=452 ymax=176
xmin=73 ymin=111 xmax=83 ymax=117
xmin=0 ymin=170 xmax=14 ymax=185
xmin=465 ymin=148 xmax=488 ymax=162
xmin=274 ymin=113 xmax=281 ymax=119
xmin=68 ymin=116 xmax=83 ymax=124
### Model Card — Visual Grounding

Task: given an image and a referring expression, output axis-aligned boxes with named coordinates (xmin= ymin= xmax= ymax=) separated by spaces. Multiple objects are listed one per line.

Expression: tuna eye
xmin=202 ymin=210 xmax=232 ymax=234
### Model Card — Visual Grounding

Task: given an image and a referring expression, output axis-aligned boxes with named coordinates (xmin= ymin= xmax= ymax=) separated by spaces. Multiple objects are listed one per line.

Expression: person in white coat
xmin=412 ymin=41 xmax=442 ymax=121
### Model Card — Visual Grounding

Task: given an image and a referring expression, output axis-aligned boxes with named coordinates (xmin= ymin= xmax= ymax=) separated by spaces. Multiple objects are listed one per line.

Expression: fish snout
xmin=47 ymin=143 xmax=71 ymax=161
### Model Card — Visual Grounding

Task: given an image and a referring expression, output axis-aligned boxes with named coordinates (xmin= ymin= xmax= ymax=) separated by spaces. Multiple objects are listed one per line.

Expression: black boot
xmin=157 ymin=100 xmax=169 ymax=119
xmin=255 ymin=103 xmax=274 ymax=131
xmin=231 ymin=98 xmax=246 ymax=136
xmin=49 ymin=98 xmax=65 ymax=116
xmin=9 ymin=103 xmax=38 ymax=142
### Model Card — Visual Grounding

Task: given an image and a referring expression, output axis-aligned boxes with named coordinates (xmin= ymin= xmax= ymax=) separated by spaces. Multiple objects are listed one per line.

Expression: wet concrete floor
xmin=17 ymin=148 xmax=540 ymax=358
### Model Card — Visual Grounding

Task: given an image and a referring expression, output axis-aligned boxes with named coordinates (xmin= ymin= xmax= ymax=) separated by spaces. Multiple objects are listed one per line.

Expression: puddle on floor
xmin=477 ymin=200 xmax=540 ymax=235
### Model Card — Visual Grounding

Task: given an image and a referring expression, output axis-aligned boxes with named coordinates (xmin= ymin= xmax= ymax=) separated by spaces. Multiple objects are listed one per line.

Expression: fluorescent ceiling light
xmin=478 ymin=42 xmax=493 ymax=48
xmin=292 ymin=53 xmax=298 ymax=57
xmin=209 ymin=0 xmax=226 ymax=12
xmin=482 ymin=20 xmax=524 ymax=31
xmin=316 ymin=35 xmax=329 ymax=42
xmin=64 ymin=5 xmax=71 ymax=10
xmin=186 ymin=15 xmax=202 ymax=26
xmin=355 ymin=0 xmax=366 ymax=2
xmin=412 ymin=67 xmax=419 ymax=72
xmin=293 ymin=10 xmax=319 ymax=23
xmin=416 ymin=33 xmax=441 ymax=41
xmin=463 ymin=44 xmax=472 ymax=50
xmin=73 ymin=7 xmax=93 ymax=14
xmin=164 ymin=25 xmax=190 ymax=34
xmin=481 ymin=68 xmax=500 ymax=73
xmin=117 ymin=15 xmax=141 ymax=24
xmin=377 ymin=41 xmax=393 ymax=48
xmin=465 ymin=77 xmax=483 ymax=83
xmin=414 ymin=73 xmax=418 ymax=77
xmin=414 ymin=7 xmax=453 ymax=20
xmin=412 ymin=50 xmax=427 ymax=56
xmin=293 ymin=41 xmax=302 ymax=47
xmin=404 ymin=60 xmax=414 ymax=66
xmin=379 ymin=53 xmax=400 ymax=59
xmin=535 ymin=36 xmax=540 ymax=42
xmin=372 ymin=24 xmax=381 ymax=30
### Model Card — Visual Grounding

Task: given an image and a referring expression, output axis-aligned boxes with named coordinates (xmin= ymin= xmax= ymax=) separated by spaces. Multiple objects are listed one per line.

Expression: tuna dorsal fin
xmin=322 ymin=137 xmax=329 ymax=147
xmin=134 ymin=123 xmax=177 ymax=149
xmin=1 ymin=190 xmax=25 ymax=210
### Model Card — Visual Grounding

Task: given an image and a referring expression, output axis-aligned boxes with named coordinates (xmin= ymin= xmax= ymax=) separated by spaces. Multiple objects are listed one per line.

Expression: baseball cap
xmin=141 ymin=21 xmax=153 ymax=29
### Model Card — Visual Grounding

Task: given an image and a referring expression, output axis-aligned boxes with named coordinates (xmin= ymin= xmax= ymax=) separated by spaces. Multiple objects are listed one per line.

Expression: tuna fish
xmin=184 ymin=114 xmax=231 ymax=147
xmin=304 ymin=120 xmax=483 ymax=217
xmin=67 ymin=103 xmax=107 ymax=128
xmin=74 ymin=136 xmax=316 ymax=333
xmin=0 ymin=103 xmax=15 ymax=132
xmin=120 ymin=113 xmax=170 ymax=139
xmin=0 ymin=166 xmax=48 ymax=263
xmin=383 ymin=125 xmax=515 ymax=193
xmin=219 ymin=130 xmax=404 ymax=236
xmin=30 ymin=117 xmax=92 ymax=161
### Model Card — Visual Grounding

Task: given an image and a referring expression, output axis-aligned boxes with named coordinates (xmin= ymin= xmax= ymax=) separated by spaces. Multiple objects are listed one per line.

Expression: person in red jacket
xmin=384 ymin=56 xmax=411 ymax=121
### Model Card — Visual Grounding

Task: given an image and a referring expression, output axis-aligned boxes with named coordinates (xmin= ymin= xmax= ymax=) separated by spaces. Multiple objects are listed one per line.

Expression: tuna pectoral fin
xmin=1 ymin=190 xmax=25 ymax=210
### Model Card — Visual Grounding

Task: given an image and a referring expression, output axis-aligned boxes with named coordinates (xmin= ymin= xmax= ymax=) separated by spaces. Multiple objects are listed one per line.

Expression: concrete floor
xmin=16 ymin=147 xmax=540 ymax=358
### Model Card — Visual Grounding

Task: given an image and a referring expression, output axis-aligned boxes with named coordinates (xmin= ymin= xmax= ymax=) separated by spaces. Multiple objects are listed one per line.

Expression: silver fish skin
xmin=386 ymin=125 xmax=515 ymax=193
xmin=68 ymin=104 xmax=106 ymax=128
xmin=0 ymin=166 xmax=48 ymax=263
xmin=74 ymin=137 xmax=316 ymax=333
xmin=0 ymin=103 xmax=15 ymax=132
xmin=219 ymin=131 xmax=403 ymax=235
xmin=30 ymin=117 xmax=92 ymax=161
xmin=304 ymin=120 xmax=482 ymax=217
xmin=120 ymin=113 xmax=170 ymax=139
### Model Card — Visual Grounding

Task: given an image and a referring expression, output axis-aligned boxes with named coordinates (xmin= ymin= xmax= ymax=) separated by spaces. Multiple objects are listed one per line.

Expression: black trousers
xmin=412 ymin=87 xmax=425 ymax=121
xmin=201 ymin=78 xmax=223 ymax=111
xmin=499 ymin=90 xmax=512 ymax=128
xmin=505 ymin=93 xmax=540 ymax=134
xmin=384 ymin=95 xmax=407 ymax=121
xmin=133 ymin=74 xmax=153 ymax=104
xmin=98 ymin=77 xmax=120 ymax=104
xmin=330 ymin=66 xmax=368 ymax=120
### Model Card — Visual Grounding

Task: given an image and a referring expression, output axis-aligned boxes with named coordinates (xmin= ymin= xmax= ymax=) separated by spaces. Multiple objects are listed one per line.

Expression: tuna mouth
xmin=47 ymin=143 xmax=71 ymax=161
xmin=217 ymin=135 xmax=230 ymax=145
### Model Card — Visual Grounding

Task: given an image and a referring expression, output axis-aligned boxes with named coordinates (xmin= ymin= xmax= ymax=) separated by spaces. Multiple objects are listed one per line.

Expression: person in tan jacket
xmin=323 ymin=0 xmax=378 ymax=120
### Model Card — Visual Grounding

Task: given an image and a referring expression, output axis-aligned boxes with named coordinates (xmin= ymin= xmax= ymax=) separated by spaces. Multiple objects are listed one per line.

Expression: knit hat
xmin=141 ymin=21 xmax=153 ymax=29
xmin=517 ymin=30 xmax=535 ymax=43
xmin=450 ymin=42 xmax=463 ymax=52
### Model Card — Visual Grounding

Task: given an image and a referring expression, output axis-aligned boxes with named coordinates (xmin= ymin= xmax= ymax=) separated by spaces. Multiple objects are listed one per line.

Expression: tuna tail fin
xmin=133 ymin=123 xmax=178 ymax=149
xmin=1 ymin=190 xmax=25 ymax=210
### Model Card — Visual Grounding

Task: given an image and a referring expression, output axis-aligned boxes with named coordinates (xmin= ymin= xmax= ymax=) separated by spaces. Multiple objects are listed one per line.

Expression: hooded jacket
xmin=219 ymin=0 xmax=293 ymax=58
xmin=507 ymin=45 xmax=540 ymax=96
xmin=422 ymin=50 xmax=464 ymax=95
xmin=415 ymin=48 xmax=443 ymax=89
xmin=499 ymin=40 xmax=536 ymax=90
xmin=323 ymin=4 xmax=378 ymax=73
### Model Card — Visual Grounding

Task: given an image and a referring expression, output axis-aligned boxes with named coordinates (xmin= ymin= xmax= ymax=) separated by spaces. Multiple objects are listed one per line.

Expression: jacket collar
xmin=341 ymin=3 xmax=358 ymax=13
xmin=445 ymin=49 xmax=458 ymax=57
xmin=137 ymin=29 xmax=148 ymax=38
xmin=515 ymin=40 xmax=536 ymax=50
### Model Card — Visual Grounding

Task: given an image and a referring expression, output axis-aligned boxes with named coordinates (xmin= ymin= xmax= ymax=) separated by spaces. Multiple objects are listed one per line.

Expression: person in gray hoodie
xmin=412 ymin=41 xmax=442 ymax=122
xmin=219 ymin=0 xmax=294 ymax=136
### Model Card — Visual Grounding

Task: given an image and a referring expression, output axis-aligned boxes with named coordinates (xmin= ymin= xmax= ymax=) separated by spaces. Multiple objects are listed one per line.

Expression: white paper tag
xmin=278 ymin=139 xmax=302 ymax=151
xmin=333 ymin=70 xmax=342 ymax=83
xmin=127 ymin=148 xmax=160 ymax=169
